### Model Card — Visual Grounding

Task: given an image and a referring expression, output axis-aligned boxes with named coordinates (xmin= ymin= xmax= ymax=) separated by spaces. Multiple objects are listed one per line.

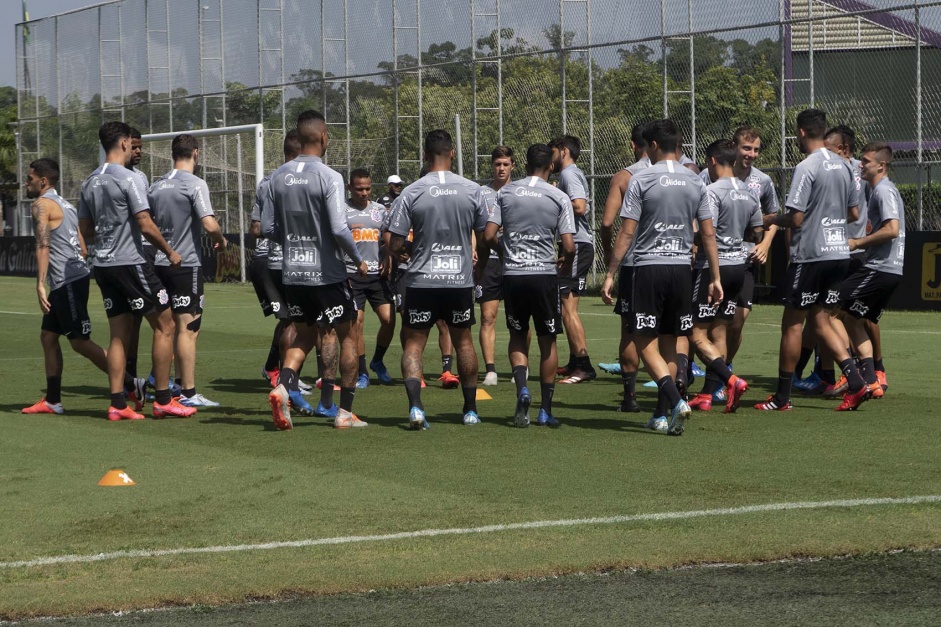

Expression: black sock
xmin=874 ymin=358 xmax=885 ymax=372
xmin=125 ymin=357 xmax=138 ymax=379
xmin=46 ymin=376 xmax=62 ymax=405
xmin=657 ymin=376 xmax=682 ymax=408
xmin=675 ymin=354 xmax=689 ymax=393
xmin=821 ymin=369 xmax=836 ymax=386
xmin=512 ymin=365 xmax=528 ymax=393
xmin=372 ymin=344 xmax=389 ymax=364
xmin=442 ymin=355 xmax=453 ymax=373
xmin=795 ymin=347 xmax=813 ymax=378
xmin=315 ymin=350 xmax=323 ymax=380
xmin=264 ymin=328 xmax=280 ymax=372
xmin=540 ymin=383 xmax=555 ymax=414
xmin=775 ymin=370 xmax=794 ymax=405
xmin=813 ymin=354 xmax=823 ymax=376
xmin=339 ymin=386 xmax=355 ymax=412
xmin=405 ymin=378 xmax=423 ymax=410
xmin=839 ymin=358 xmax=865 ymax=393
xmin=486 ymin=363 xmax=496 ymax=374
xmin=859 ymin=357 xmax=877 ymax=385
xmin=174 ymin=377 xmax=181 ymax=387
xmin=565 ymin=355 xmax=576 ymax=369
xmin=182 ymin=387 xmax=196 ymax=399
xmin=280 ymin=367 xmax=298 ymax=392
xmin=123 ymin=373 xmax=135 ymax=391
xmin=462 ymin=386 xmax=477 ymax=414
xmin=707 ymin=357 xmax=733 ymax=385
xmin=111 ymin=391 xmax=128 ymax=409
xmin=701 ymin=372 xmax=722 ymax=396
xmin=320 ymin=378 xmax=335 ymax=408
xmin=154 ymin=389 xmax=172 ymax=406
xmin=621 ymin=371 xmax=637 ymax=402
xmin=655 ymin=388 xmax=669 ymax=418
xmin=577 ymin=355 xmax=592 ymax=370
xmin=358 ymin=355 xmax=368 ymax=377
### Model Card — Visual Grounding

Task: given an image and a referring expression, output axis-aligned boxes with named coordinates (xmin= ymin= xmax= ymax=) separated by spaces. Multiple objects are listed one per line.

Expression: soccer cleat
xmin=597 ymin=362 xmax=622 ymax=375
xmin=334 ymin=411 xmax=368 ymax=429
xmin=688 ymin=393 xmax=713 ymax=411
xmin=536 ymin=409 xmax=560 ymax=428
xmin=314 ymin=401 xmax=338 ymax=418
xmin=875 ymin=370 xmax=888 ymax=392
xmin=128 ymin=378 xmax=147 ymax=412
xmin=482 ymin=371 xmax=499 ymax=386
xmin=409 ymin=406 xmax=429 ymax=430
xmin=559 ymin=368 xmax=597 ymax=384
xmin=356 ymin=373 xmax=370 ymax=389
xmin=463 ymin=410 xmax=481 ymax=425
xmin=712 ymin=387 xmax=727 ymax=403
xmin=370 ymin=360 xmax=393 ymax=384
xmin=263 ymin=367 xmax=280 ymax=386
xmin=268 ymin=384 xmax=292 ymax=431
xmin=668 ymin=399 xmax=691 ymax=436
xmin=868 ymin=381 xmax=885 ymax=399
xmin=22 ymin=398 xmax=64 ymax=415
xmin=297 ymin=379 xmax=313 ymax=393
xmin=690 ymin=362 xmax=706 ymax=377
xmin=421 ymin=377 xmax=427 ymax=388
xmin=179 ymin=393 xmax=220 ymax=408
xmin=314 ymin=378 xmax=342 ymax=391
xmin=288 ymin=390 xmax=315 ymax=416
xmin=793 ymin=371 xmax=826 ymax=395
xmin=753 ymin=395 xmax=793 ymax=411
xmin=822 ymin=375 xmax=848 ymax=399
xmin=556 ymin=364 xmax=574 ymax=378
xmin=514 ymin=387 xmax=531 ymax=428
xmin=835 ymin=386 xmax=871 ymax=412
xmin=152 ymin=398 xmax=197 ymax=419
xmin=724 ymin=375 xmax=749 ymax=414
xmin=170 ymin=381 xmax=183 ymax=399
xmin=617 ymin=397 xmax=641 ymax=413
xmin=107 ymin=405 xmax=144 ymax=421
xmin=646 ymin=415 xmax=669 ymax=433
xmin=439 ymin=371 xmax=460 ymax=389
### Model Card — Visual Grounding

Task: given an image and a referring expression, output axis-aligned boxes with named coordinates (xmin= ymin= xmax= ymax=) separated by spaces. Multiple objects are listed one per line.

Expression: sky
xmin=1 ymin=0 xmax=97 ymax=87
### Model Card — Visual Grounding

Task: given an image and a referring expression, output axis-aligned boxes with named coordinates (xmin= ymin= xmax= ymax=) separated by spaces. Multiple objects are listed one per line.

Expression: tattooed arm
xmin=32 ymin=198 xmax=53 ymax=314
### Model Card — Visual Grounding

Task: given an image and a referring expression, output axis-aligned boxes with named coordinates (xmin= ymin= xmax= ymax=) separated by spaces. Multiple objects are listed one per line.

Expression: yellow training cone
xmin=98 ymin=469 xmax=135 ymax=486
xmin=476 ymin=389 xmax=493 ymax=401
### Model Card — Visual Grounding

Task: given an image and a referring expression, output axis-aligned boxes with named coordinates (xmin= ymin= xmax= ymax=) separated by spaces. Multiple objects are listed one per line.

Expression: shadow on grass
xmin=208 ymin=378 xmax=275 ymax=393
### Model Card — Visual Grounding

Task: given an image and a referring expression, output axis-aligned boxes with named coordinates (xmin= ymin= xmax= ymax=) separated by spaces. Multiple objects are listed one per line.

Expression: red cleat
xmin=152 ymin=399 xmax=197 ymax=419
xmin=835 ymin=385 xmax=871 ymax=412
xmin=269 ymin=384 xmax=293 ymax=431
xmin=753 ymin=395 xmax=793 ymax=411
xmin=108 ymin=405 xmax=145 ymax=421
xmin=22 ymin=398 xmax=64 ymax=415
xmin=875 ymin=370 xmax=888 ymax=392
xmin=438 ymin=371 xmax=460 ymax=389
xmin=688 ymin=393 xmax=713 ymax=411
xmin=724 ymin=375 xmax=749 ymax=414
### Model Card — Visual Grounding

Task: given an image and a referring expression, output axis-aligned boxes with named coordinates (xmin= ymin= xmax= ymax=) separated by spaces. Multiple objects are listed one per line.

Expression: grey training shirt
xmin=620 ymin=157 xmax=651 ymax=268
xmin=387 ymin=170 xmax=489 ymax=289
xmin=695 ymin=178 xmax=763 ymax=269
xmin=556 ymin=164 xmax=593 ymax=245
xmin=250 ymin=175 xmax=271 ymax=259
xmin=344 ymin=199 xmax=386 ymax=275
xmin=489 ymin=176 xmax=576 ymax=276
xmin=78 ymin=162 xmax=150 ymax=267
xmin=864 ymin=178 xmax=905 ymax=276
xmin=43 ymin=189 xmax=90 ymax=292
xmin=785 ymin=148 xmax=856 ymax=263
xmin=621 ymin=160 xmax=711 ymax=267
xmin=847 ymin=157 xmax=868 ymax=253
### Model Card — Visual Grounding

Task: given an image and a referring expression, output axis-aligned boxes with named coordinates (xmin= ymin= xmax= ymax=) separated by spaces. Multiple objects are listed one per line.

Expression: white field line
xmin=2 ymin=495 xmax=939 ymax=570
xmin=0 ymin=310 xmax=35 ymax=316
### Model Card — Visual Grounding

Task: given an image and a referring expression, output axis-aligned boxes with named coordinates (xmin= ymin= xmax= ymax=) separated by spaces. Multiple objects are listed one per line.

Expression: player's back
xmin=787 ymin=148 xmax=853 ymax=263
xmin=497 ymin=177 xmax=575 ymax=275
xmin=149 ymin=169 xmax=214 ymax=267
xmin=78 ymin=162 xmax=148 ymax=267
xmin=699 ymin=178 xmax=761 ymax=267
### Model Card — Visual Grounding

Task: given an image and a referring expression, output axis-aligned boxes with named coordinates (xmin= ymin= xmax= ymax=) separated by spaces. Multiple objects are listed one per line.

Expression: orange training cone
xmin=475 ymin=388 xmax=493 ymax=401
xmin=98 ymin=469 xmax=135 ymax=486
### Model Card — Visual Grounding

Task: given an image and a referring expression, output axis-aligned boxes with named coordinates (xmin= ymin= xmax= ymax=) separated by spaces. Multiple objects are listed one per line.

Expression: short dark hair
xmin=796 ymin=108 xmax=827 ymax=140
xmin=631 ymin=122 xmax=649 ymax=148
xmin=491 ymin=145 xmax=514 ymax=162
xmin=129 ymin=127 xmax=143 ymax=141
xmin=296 ymin=110 xmax=327 ymax=146
xmin=171 ymin=134 xmax=199 ymax=161
xmin=99 ymin=121 xmax=132 ymax=152
xmin=641 ymin=119 xmax=680 ymax=154
xmin=424 ymin=129 xmax=454 ymax=158
xmin=525 ymin=144 xmax=554 ymax=174
xmin=705 ymin=139 xmax=737 ymax=167
xmin=862 ymin=141 xmax=893 ymax=165
xmin=284 ymin=129 xmax=302 ymax=160
xmin=825 ymin=124 xmax=857 ymax=155
xmin=29 ymin=158 xmax=60 ymax=186
xmin=549 ymin=135 xmax=581 ymax=162
xmin=349 ymin=168 xmax=371 ymax=183
xmin=732 ymin=125 xmax=760 ymax=145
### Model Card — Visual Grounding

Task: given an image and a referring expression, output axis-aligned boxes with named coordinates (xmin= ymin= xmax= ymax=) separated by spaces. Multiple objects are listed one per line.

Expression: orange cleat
xmin=687 ymin=393 xmax=713 ymax=411
xmin=868 ymin=381 xmax=884 ymax=399
xmin=334 ymin=412 xmax=368 ymax=429
xmin=269 ymin=384 xmax=293 ymax=431
xmin=22 ymin=399 xmax=64 ymax=415
xmin=152 ymin=399 xmax=197 ymax=419
xmin=835 ymin=386 xmax=871 ymax=411
xmin=438 ymin=371 xmax=460 ymax=389
xmin=822 ymin=375 xmax=848 ymax=399
xmin=875 ymin=370 xmax=888 ymax=392
xmin=108 ymin=405 xmax=145 ymax=421
xmin=724 ymin=375 xmax=749 ymax=414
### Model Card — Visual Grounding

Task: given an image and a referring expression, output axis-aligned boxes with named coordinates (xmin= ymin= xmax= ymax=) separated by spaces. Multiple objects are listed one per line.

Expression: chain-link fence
xmin=15 ymin=0 xmax=941 ymax=282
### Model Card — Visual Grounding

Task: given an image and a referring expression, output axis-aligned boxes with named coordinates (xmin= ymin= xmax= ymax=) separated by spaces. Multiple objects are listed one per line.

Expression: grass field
xmin=2 ymin=275 xmax=941 ymax=623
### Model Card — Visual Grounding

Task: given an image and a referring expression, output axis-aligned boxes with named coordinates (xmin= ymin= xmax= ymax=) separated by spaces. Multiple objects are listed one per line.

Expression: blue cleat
xmin=356 ymin=373 xmax=370 ymax=389
xmin=536 ymin=409 xmax=560 ymax=428
xmin=690 ymin=362 xmax=705 ymax=377
xmin=409 ymin=406 xmax=429 ymax=430
xmin=462 ymin=410 xmax=481 ymax=425
xmin=712 ymin=387 xmax=727 ymax=403
xmin=668 ymin=399 xmax=691 ymax=436
xmin=793 ymin=371 xmax=826 ymax=395
xmin=314 ymin=400 xmax=338 ymax=418
xmin=514 ymin=387 xmax=531 ymax=428
xmin=288 ymin=390 xmax=316 ymax=416
xmin=370 ymin=360 xmax=393 ymax=384
xmin=597 ymin=362 xmax=621 ymax=375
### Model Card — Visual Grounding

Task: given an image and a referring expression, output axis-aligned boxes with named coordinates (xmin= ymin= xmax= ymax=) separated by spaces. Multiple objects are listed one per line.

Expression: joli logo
xmin=922 ymin=243 xmax=941 ymax=301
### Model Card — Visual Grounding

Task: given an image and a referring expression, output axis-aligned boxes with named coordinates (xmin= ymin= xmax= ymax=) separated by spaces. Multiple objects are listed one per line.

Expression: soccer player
xmin=602 ymin=118 xmax=722 ymax=436
xmin=477 ymin=145 xmax=514 ymax=386
xmin=264 ymin=110 xmax=369 ymax=430
xmin=78 ymin=121 xmax=189 ymax=420
xmin=549 ymin=135 xmax=596 ymax=384
xmin=345 ymin=168 xmax=395 ymax=387
xmin=754 ymin=108 xmax=869 ymax=412
xmin=377 ymin=174 xmax=404 ymax=208
xmin=125 ymin=127 xmax=151 ymax=383
xmin=839 ymin=141 xmax=904 ymax=397
xmin=149 ymin=134 xmax=228 ymax=408
xmin=387 ymin=129 xmax=489 ymax=429
xmin=482 ymin=143 xmax=575 ymax=427
xmin=599 ymin=121 xmax=650 ymax=412
xmin=686 ymin=139 xmax=760 ymax=412
xmin=21 ymin=158 xmax=117 ymax=414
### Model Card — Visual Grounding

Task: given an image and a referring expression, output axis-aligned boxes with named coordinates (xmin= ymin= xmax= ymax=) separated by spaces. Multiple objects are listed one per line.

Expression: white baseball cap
xmin=387 ymin=175 xmax=403 ymax=185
